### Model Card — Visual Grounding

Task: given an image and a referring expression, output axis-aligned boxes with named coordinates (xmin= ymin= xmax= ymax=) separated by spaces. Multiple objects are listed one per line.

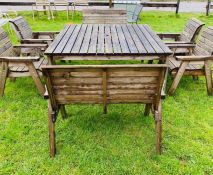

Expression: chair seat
xmin=168 ymin=57 xmax=204 ymax=71
xmin=9 ymin=57 xmax=48 ymax=72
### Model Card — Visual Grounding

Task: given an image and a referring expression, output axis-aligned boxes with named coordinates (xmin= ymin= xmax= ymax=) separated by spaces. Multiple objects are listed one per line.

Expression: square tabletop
xmin=45 ymin=24 xmax=172 ymax=58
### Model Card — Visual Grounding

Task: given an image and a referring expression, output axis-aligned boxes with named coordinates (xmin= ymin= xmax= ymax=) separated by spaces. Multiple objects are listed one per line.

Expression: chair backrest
xmin=193 ymin=26 xmax=213 ymax=56
xmin=0 ymin=27 xmax=16 ymax=57
xmin=42 ymin=64 xmax=167 ymax=109
xmin=82 ymin=9 xmax=127 ymax=24
xmin=9 ymin=16 xmax=33 ymax=40
xmin=131 ymin=4 xmax=143 ymax=23
xmin=179 ymin=18 xmax=205 ymax=43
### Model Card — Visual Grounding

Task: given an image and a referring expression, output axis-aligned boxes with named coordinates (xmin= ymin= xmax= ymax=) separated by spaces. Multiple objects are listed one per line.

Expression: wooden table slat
xmin=115 ymin=25 xmax=130 ymax=54
xmin=121 ymin=24 xmax=138 ymax=54
xmin=104 ymin=25 xmax=113 ymax=54
xmin=45 ymin=24 xmax=172 ymax=58
xmin=88 ymin=25 xmax=99 ymax=54
xmin=111 ymin=25 xmax=122 ymax=54
xmin=137 ymin=25 xmax=164 ymax=53
xmin=143 ymin=25 xmax=172 ymax=53
xmin=63 ymin=25 xmax=82 ymax=54
xmin=80 ymin=25 xmax=93 ymax=54
xmin=97 ymin=24 xmax=105 ymax=54
xmin=132 ymin=25 xmax=155 ymax=53
xmin=71 ymin=24 xmax=88 ymax=54
xmin=126 ymin=25 xmax=147 ymax=53
xmin=45 ymin=25 xmax=70 ymax=54
xmin=54 ymin=25 xmax=76 ymax=54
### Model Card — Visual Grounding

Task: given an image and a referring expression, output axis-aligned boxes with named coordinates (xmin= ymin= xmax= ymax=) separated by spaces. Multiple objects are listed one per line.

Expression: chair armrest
xmin=165 ymin=41 xmax=194 ymax=44
xmin=33 ymin=31 xmax=59 ymax=35
xmin=14 ymin=43 xmax=48 ymax=49
xmin=167 ymin=43 xmax=196 ymax=49
xmin=157 ymin=33 xmax=181 ymax=40
xmin=33 ymin=31 xmax=59 ymax=39
xmin=176 ymin=55 xmax=213 ymax=61
xmin=21 ymin=39 xmax=53 ymax=44
xmin=0 ymin=56 xmax=40 ymax=62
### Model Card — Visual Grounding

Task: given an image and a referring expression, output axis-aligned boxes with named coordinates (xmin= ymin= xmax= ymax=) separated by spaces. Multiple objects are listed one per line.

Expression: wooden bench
xmin=42 ymin=64 xmax=167 ymax=157
xmin=82 ymin=9 xmax=127 ymax=24
xmin=0 ymin=27 xmax=47 ymax=97
xmin=9 ymin=16 xmax=59 ymax=45
xmin=158 ymin=18 xmax=205 ymax=55
xmin=168 ymin=27 xmax=213 ymax=95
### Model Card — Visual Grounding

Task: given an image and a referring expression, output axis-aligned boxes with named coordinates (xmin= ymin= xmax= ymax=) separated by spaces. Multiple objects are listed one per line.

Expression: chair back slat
xmin=83 ymin=9 xmax=127 ymax=24
xmin=179 ymin=18 xmax=205 ymax=42
xmin=9 ymin=16 xmax=33 ymax=40
xmin=193 ymin=27 xmax=213 ymax=56
xmin=0 ymin=28 xmax=15 ymax=57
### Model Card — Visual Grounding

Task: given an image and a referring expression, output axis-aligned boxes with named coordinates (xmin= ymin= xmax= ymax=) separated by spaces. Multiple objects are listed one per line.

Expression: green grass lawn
xmin=0 ymin=11 xmax=213 ymax=175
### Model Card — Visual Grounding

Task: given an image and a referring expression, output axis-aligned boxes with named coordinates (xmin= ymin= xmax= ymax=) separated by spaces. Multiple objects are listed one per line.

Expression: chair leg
xmin=26 ymin=62 xmax=45 ymax=96
xmin=0 ymin=61 xmax=8 ymax=97
xmin=60 ymin=105 xmax=67 ymax=119
xmin=48 ymin=100 xmax=56 ymax=157
xmin=103 ymin=105 xmax=107 ymax=114
xmin=204 ymin=60 xmax=213 ymax=96
xmin=144 ymin=104 xmax=152 ymax=116
xmin=154 ymin=100 xmax=162 ymax=154
xmin=148 ymin=60 xmax=153 ymax=64
xmin=168 ymin=61 xmax=189 ymax=95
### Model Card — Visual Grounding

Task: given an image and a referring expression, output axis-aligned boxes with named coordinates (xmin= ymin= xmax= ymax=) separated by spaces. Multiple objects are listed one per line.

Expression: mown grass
xmin=0 ymin=11 xmax=213 ymax=175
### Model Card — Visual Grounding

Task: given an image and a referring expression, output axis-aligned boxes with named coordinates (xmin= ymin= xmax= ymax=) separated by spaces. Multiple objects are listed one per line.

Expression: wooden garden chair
xmin=158 ymin=18 xmax=205 ymax=54
xmin=168 ymin=27 xmax=213 ymax=95
xmin=42 ymin=64 xmax=167 ymax=157
xmin=9 ymin=16 xmax=59 ymax=45
xmin=127 ymin=4 xmax=143 ymax=24
xmin=0 ymin=27 xmax=48 ymax=97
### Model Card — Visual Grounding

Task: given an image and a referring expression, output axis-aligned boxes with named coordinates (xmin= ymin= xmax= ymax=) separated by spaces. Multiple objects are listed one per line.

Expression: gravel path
xmin=0 ymin=1 xmax=210 ymax=13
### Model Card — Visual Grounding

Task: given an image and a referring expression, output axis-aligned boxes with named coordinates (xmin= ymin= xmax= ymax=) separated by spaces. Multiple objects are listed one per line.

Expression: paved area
xmin=0 ymin=1 xmax=209 ymax=13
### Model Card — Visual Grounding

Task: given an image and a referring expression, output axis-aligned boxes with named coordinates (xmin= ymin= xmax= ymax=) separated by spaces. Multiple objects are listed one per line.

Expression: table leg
xmin=161 ymin=56 xmax=168 ymax=98
xmin=47 ymin=55 xmax=55 ymax=65
xmin=43 ymin=5 xmax=46 ymax=15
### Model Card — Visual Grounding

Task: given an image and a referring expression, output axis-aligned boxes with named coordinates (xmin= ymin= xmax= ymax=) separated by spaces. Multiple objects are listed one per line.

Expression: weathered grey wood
xmin=82 ymin=9 xmax=127 ymax=24
xmin=9 ymin=16 xmax=59 ymax=45
xmin=159 ymin=18 xmax=205 ymax=53
xmin=42 ymin=64 xmax=167 ymax=156
xmin=0 ymin=27 xmax=47 ymax=97
xmin=45 ymin=24 xmax=172 ymax=58
xmin=121 ymin=25 xmax=138 ymax=54
xmin=80 ymin=25 xmax=93 ymax=54
xmin=168 ymin=27 xmax=213 ymax=95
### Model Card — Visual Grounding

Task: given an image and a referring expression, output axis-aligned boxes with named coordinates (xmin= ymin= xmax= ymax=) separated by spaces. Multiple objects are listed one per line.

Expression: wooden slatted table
xmin=45 ymin=24 xmax=172 ymax=64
